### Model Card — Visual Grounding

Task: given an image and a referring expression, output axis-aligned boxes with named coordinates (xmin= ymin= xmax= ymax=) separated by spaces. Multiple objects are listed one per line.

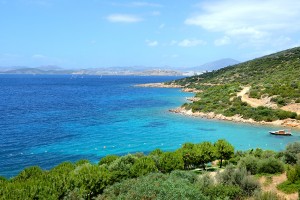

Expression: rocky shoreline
xmin=135 ymin=82 xmax=183 ymax=88
xmin=136 ymin=82 xmax=300 ymax=129
xmin=170 ymin=107 xmax=300 ymax=129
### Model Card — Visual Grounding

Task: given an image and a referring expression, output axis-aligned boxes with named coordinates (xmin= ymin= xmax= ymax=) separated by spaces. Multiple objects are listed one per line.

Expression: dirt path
xmin=237 ymin=86 xmax=277 ymax=108
xmin=282 ymin=103 xmax=300 ymax=115
xmin=259 ymin=173 xmax=298 ymax=200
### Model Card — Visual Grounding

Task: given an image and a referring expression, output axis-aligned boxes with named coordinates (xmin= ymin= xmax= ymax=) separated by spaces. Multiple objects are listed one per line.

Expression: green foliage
xmin=70 ymin=163 xmax=111 ymax=199
xmin=202 ymin=185 xmax=242 ymax=200
xmin=130 ymin=156 xmax=158 ymax=177
xmin=238 ymin=155 xmax=259 ymax=175
xmin=174 ymin=47 xmax=300 ymax=121
xmin=98 ymin=155 xmax=119 ymax=166
xmin=96 ymin=172 xmax=208 ymax=200
xmin=214 ymin=139 xmax=234 ymax=168
xmin=257 ymin=157 xmax=285 ymax=174
xmin=149 ymin=148 xmax=163 ymax=156
xmin=277 ymin=180 xmax=300 ymax=194
xmin=253 ymin=191 xmax=283 ymax=200
xmin=178 ymin=141 xmax=215 ymax=170
xmin=179 ymin=142 xmax=198 ymax=169
xmin=284 ymin=142 xmax=300 ymax=164
xmin=217 ymin=165 xmax=260 ymax=196
xmin=197 ymin=142 xmax=216 ymax=170
xmin=2 ymin=140 xmax=296 ymax=199
xmin=159 ymin=152 xmax=184 ymax=173
xmin=287 ymin=165 xmax=300 ymax=183
xmin=12 ymin=166 xmax=44 ymax=182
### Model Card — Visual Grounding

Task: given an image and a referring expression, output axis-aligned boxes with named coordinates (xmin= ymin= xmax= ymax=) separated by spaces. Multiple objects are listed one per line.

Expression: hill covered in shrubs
xmin=171 ymin=47 xmax=300 ymax=122
xmin=1 ymin=140 xmax=300 ymax=199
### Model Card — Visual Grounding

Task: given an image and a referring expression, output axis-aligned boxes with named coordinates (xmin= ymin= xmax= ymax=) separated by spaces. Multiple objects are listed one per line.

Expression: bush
xmin=257 ymin=157 xmax=285 ymax=174
xmin=96 ymin=173 xmax=208 ymax=200
xmin=217 ymin=165 xmax=260 ymax=196
xmin=202 ymin=185 xmax=242 ymax=200
xmin=98 ymin=155 xmax=119 ymax=165
xmin=13 ymin=166 xmax=44 ymax=182
xmin=287 ymin=165 xmax=300 ymax=183
xmin=159 ymin=152 xmax=184 ymax=173
xmin=238 ymin=155 xmax=259 ymax=175
xmin=253 ymin=191 xmax=283 ymax=200
xmin=197 ymin=174 xmax=214 ymax=190
xmin=108 ymin=154 xmax=138 ymax=181
xmin=284 ymin=142 xmax=300 ymax=164
xmin=70 ymin=163 xmax=111 ymax=198
xmin=277 ymin=180 xmax=300 ymax=194
xmin=240 ymin=175 xmax=260 ymax=196
xmin=130 ymin=157 xmax=158 ymax=177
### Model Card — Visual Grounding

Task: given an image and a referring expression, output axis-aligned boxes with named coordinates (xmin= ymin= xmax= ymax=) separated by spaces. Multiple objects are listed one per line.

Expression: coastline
xmin=137 ymin=82 xmax=300 ymax=129
xmin=170 ymin=107 xmax=300 ymax=129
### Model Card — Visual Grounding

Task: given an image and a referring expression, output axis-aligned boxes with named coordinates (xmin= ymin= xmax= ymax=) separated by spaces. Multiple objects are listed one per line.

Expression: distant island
xmin=0 ymin=58 xmax=239 ymax=76
xmin=141 ymin=46 xmax=300 ymax=128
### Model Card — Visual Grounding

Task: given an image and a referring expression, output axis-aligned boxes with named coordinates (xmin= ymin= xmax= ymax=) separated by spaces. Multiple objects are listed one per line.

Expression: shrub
xmin=257 ymin=157 xmax=285 ymax=174
xmin=197 ymin=174 xmax=214 ymax=190
xmin=96 ymin=173 xmax=208 ymax=200
xmin=284 ymin=142 xmax=300 ymax=164
xmin=108 ymin=154 xmax=138 ymax=181
xmin=98 ymin=155 xmax=119 ymax=165
xmin=13 ymin=166 xmax=44 ymax=182
xmin=238 ymin=155 xmax=259 ymax=175
xmin=70 ymin=163 xmax=111 ymax=198
xmin=130 ymin=157 xmax=158 ymax=177
xmin=202 ymin=185 xmax=242 ymax=200
xmin=287 ymin=165 xmax=300 ymax=183
xmin=159 ymin=152 xmax=184 ymax=173
xmin=240 ymin=175 xmax=260 ymax=196
xmin=253 ymin=191 xmax=283 ymax=200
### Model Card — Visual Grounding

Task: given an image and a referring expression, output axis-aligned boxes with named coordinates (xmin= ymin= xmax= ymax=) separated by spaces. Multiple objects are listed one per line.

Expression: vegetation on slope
xmin=1 ymin=140 xmax=300 ymax=199
xmin=172 ymin=47 xmax=300 ymax=121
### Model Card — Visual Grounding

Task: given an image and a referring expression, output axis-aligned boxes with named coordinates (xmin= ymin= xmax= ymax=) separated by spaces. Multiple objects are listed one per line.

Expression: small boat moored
xmin=269 ymin=130 xmax=292 ymax=136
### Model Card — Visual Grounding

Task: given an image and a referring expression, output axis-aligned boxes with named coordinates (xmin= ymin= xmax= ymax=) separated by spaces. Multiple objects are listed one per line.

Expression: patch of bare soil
xmin=237 ymin=87 xmax=277 ymax=109
xmin=259 ymin=173 xmax=298 ymax=200
xmin=282 ymin=103 xmax=300 ymax=115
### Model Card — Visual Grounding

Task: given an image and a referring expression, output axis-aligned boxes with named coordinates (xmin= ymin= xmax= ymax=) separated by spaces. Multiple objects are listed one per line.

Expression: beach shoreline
xmin=136 ymin=82 xmax=300 ymax=129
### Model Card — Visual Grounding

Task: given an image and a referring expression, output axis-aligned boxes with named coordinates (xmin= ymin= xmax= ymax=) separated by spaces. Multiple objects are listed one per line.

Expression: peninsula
xmin=141 ymin=47 xmax=300 ymax=128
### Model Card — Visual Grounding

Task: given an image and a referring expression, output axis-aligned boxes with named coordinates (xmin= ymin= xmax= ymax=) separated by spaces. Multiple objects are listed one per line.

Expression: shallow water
xmin=0 ymin=75 xmax=299 ymax=178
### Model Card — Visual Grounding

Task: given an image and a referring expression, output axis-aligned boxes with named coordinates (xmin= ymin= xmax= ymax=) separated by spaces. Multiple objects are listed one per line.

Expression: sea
xmin=0 ymin=75 xmax=299 ymax=178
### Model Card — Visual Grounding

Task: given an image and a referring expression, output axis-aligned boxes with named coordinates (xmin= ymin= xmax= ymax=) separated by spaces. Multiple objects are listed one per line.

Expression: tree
xmin=196 ymin=142 xmax=215 ymax=170
xmin=130 ymin=157 xmax=158 ymax=177
xmin=159 ymin=152 xmax=184 ymax=173
xmin=215 ymin=139 xmax=234 ymax=168
xmin=284 ymin=142 xmax=300 ymax=164
xmin=178 ymin=143 xmax=197 ymax=169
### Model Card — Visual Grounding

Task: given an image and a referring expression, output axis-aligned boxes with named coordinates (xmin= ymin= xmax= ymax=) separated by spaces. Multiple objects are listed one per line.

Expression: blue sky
xmin=0 ymin=0 xmax=300 ymax=69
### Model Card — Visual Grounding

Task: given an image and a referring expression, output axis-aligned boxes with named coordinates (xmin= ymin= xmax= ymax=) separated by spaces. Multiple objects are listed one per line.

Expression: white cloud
xmin=185 ymin=0 xmax=300 ymax=47
xmin=159 ymin=24 xmax=165 ymax=29
xmin=178 ymin=39 xmax=206 ymax=47
xmin=146 ymin=40 xmax=158 ymax=47
xmin=106 ymin=14 xmax=142 ymax=23
xmin=214 ymin=36 xmax=231 ymax=46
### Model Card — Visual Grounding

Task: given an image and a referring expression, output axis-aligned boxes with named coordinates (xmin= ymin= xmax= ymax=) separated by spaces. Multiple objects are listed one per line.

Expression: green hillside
xmin=171 ymin=47 xmax=300 ymax=122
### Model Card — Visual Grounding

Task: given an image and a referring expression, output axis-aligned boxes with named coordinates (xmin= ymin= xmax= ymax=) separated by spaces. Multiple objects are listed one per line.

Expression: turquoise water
xmin=0 ymin=75 xmax=299 ymax=178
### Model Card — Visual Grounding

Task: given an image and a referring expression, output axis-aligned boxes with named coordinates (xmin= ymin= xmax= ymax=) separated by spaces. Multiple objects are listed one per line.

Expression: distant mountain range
xmin=187 ymin=58 xmax=240 ymax=71
xmin=0 ymin=58 xmax=239 ymax=76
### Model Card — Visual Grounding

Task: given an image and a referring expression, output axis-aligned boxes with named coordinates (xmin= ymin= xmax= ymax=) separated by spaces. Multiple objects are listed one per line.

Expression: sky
xmin=0 ymin=0 xmax=300 ymax=69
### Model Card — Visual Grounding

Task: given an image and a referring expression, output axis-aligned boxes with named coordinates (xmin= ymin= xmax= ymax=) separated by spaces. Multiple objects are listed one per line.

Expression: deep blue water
xmin=0 ymin=75 xmax=299 ymax=178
